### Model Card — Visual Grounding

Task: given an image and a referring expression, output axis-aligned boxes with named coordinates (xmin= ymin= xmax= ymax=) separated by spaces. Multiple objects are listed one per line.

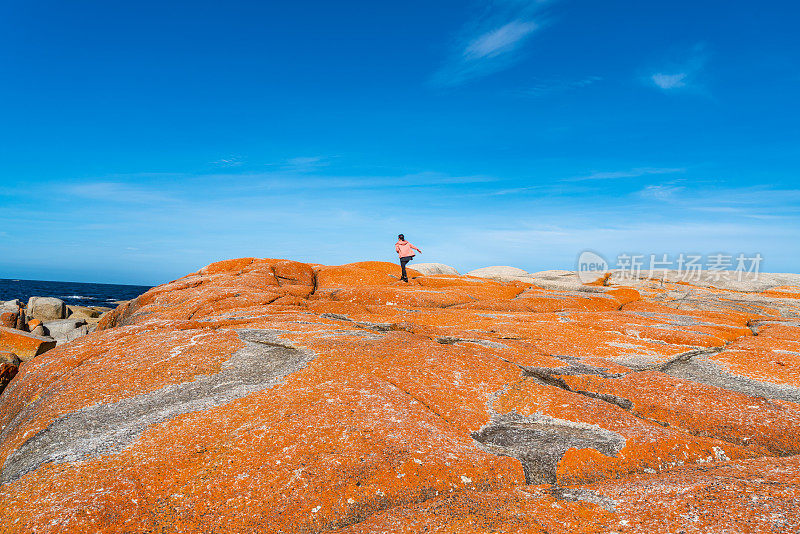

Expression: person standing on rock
xmin=395 ymin=234 xmax=421 ymax=283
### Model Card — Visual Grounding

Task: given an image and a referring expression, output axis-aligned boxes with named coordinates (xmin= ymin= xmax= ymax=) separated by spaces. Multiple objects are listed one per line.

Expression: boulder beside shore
xmin=0 ymin=327 xmax=56 ymax=362
xmin=0 ymin=298 xmax=114 ymax=394
xmin=26 ymin=297 xmax=68 ymax=322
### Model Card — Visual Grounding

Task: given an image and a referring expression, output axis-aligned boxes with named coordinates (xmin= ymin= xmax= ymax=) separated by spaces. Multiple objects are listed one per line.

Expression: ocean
xmin=0 ymin=278 xmax=152 ymax=308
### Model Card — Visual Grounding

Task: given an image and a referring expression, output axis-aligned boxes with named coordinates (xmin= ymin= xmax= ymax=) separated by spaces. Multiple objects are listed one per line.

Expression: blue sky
xmin=1 ymin=0 xmax=798 ymax=285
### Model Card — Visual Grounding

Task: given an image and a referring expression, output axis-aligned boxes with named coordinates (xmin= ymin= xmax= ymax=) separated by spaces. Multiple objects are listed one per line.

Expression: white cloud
xmin=512 ymin=75 xmax=602 ymax=97
xmin=211 ymin=156 xmax=243 ymax=168
xmin=648 ymin=43 xmax=708 ymax=92
xmin=432 ymin=1 xmax=553 ymax=87
xmin=464 ymin=20 xmax=538 ymax=60
xmin=639 ymin=184 xmax=685 ymax=200
xmin=64 ymin=182 xmax=174 ymax=204
xmin=485 ymin=167 xmax=685 ymax=195
xmin=284 ymin=156 xmax=328 ymax=173
xmin=651 ymin=72 xmax=687 ymax=90
xmin=565 ymin=167 xmax=685 ymax=182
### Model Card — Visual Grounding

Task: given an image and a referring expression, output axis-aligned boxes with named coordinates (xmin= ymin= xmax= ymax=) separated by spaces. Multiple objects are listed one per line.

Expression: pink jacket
xmin=395 ymin=240 xmax=421 ymax=258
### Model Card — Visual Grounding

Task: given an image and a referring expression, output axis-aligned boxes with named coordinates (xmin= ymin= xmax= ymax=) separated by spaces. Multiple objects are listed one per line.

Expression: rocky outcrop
xmin=0 ymin=327 xmax=56 ymax=362
xmin=0 ymin=300 xmax=21 ymax=316
xmin=67 ymin=305 xmax=110 ymax=322
xmin=522 ymin=269 xmax=597 ymax=291
xmin=25 ymin=297 xmax=67 ymax=322
xmin=42 ymin=319 xmax=89 ymax=345
xmin=0 ymin=312 xmax=17 ymax=329
xmin=0 ymin=302 xmax=29 ymax=332
xmin=608 ymin=269 xmax=800 ymax=293
xmin=411 ymin=262 xmax=460 ymax=276
xmin=0 ymin=300 xmax=108 ymax=361
xmin=0 ymin=351 xmax=20 ymax=394
xmin=465 ymin=265 xmax=529 ymax=281
xmin=0 ymin=258 xmax=798 ymax=533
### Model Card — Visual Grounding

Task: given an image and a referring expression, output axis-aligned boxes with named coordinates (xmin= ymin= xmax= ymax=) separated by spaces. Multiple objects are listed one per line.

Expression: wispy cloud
xmin=284 ymin=156 xmax=328 ymax=173
xmin=211 ymin=156 xmax=244 ymax=168
xmin=227 ymin=170 xmax=495 ymax=191
xmin=632 ymin=184 xmax=800 ymax=217
xmin=511 ymin=75 xmax=602 ymax=97
xmin=487 ymin=184 xmax=550 ymax=196
xmin=463 ymin=20 xmax=538 ymax=60
xmin=685 ymin=186 xmax=800 ymax=217
xmin=432 ymin=1 xmax=553 ymax=87
xmin=648 ymin=43 xmax=708 ymax=92
xmin=651 ymin=73 xmax=687 ymax=90
xmin=53 ymin=170 xmax=495 ymax=208
xmin=64 ymin=182 xmax=175 ymax=204
xmin=639 ymin=184 xmax=685 ymax=200
xmin=564 ymin=167 xmax=685 ymax=182
xmin=484 ymin=167 xmax=685 ymax=196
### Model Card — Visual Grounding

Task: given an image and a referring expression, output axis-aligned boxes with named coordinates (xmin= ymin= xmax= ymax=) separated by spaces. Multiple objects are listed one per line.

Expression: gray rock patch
xmin=466 ymin=266 xmax=529 ymax=282
xmin=663 ymin=357 xmax=800 ymax=403
xmin=0 ymin=328 xmax=315 ymax=485
xmin=412 ymin=263 xmax=460 ymax=276
xmin=471 ymin=412 xmax=626 ymax=484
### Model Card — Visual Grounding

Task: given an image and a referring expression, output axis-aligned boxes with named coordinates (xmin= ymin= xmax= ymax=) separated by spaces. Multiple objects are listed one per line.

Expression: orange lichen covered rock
xmin=341 ymin=456 xmax=800 ymax=533
xmin=1 ymin=258 xmax=799 ymax=533
xmin=0 ymin=326 xmax=56 ymax=361
xmin=559 ymin=370 xmax=800 ymax=455
xmin=707 ymin=322 xmax=800 ymax=387
xmin=0 ymin=312 xmax=17 ymax=329
xmin=0 ymin=351 xmax=20 ymax=393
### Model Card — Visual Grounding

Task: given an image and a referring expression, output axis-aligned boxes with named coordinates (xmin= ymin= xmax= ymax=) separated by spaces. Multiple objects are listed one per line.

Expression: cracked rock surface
xmin=1 ymin=258 xmax=799 ymax=533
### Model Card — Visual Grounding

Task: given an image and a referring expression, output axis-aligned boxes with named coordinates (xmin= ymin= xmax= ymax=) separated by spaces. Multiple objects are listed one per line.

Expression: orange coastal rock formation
xmin=0 ymin=326 xmax=56 ymax=362
xmin=1 ymin=258 xmax=799 ymax=533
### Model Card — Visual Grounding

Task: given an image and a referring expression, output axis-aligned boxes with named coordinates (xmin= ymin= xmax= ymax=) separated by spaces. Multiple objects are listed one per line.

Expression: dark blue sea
xmin=0 ymin=279 xmax=152 ymax=308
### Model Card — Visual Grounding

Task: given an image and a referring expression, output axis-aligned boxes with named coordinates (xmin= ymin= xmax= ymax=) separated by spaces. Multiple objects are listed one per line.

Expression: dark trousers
xmin=399 ymin=256 xmax=413 ymax=281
